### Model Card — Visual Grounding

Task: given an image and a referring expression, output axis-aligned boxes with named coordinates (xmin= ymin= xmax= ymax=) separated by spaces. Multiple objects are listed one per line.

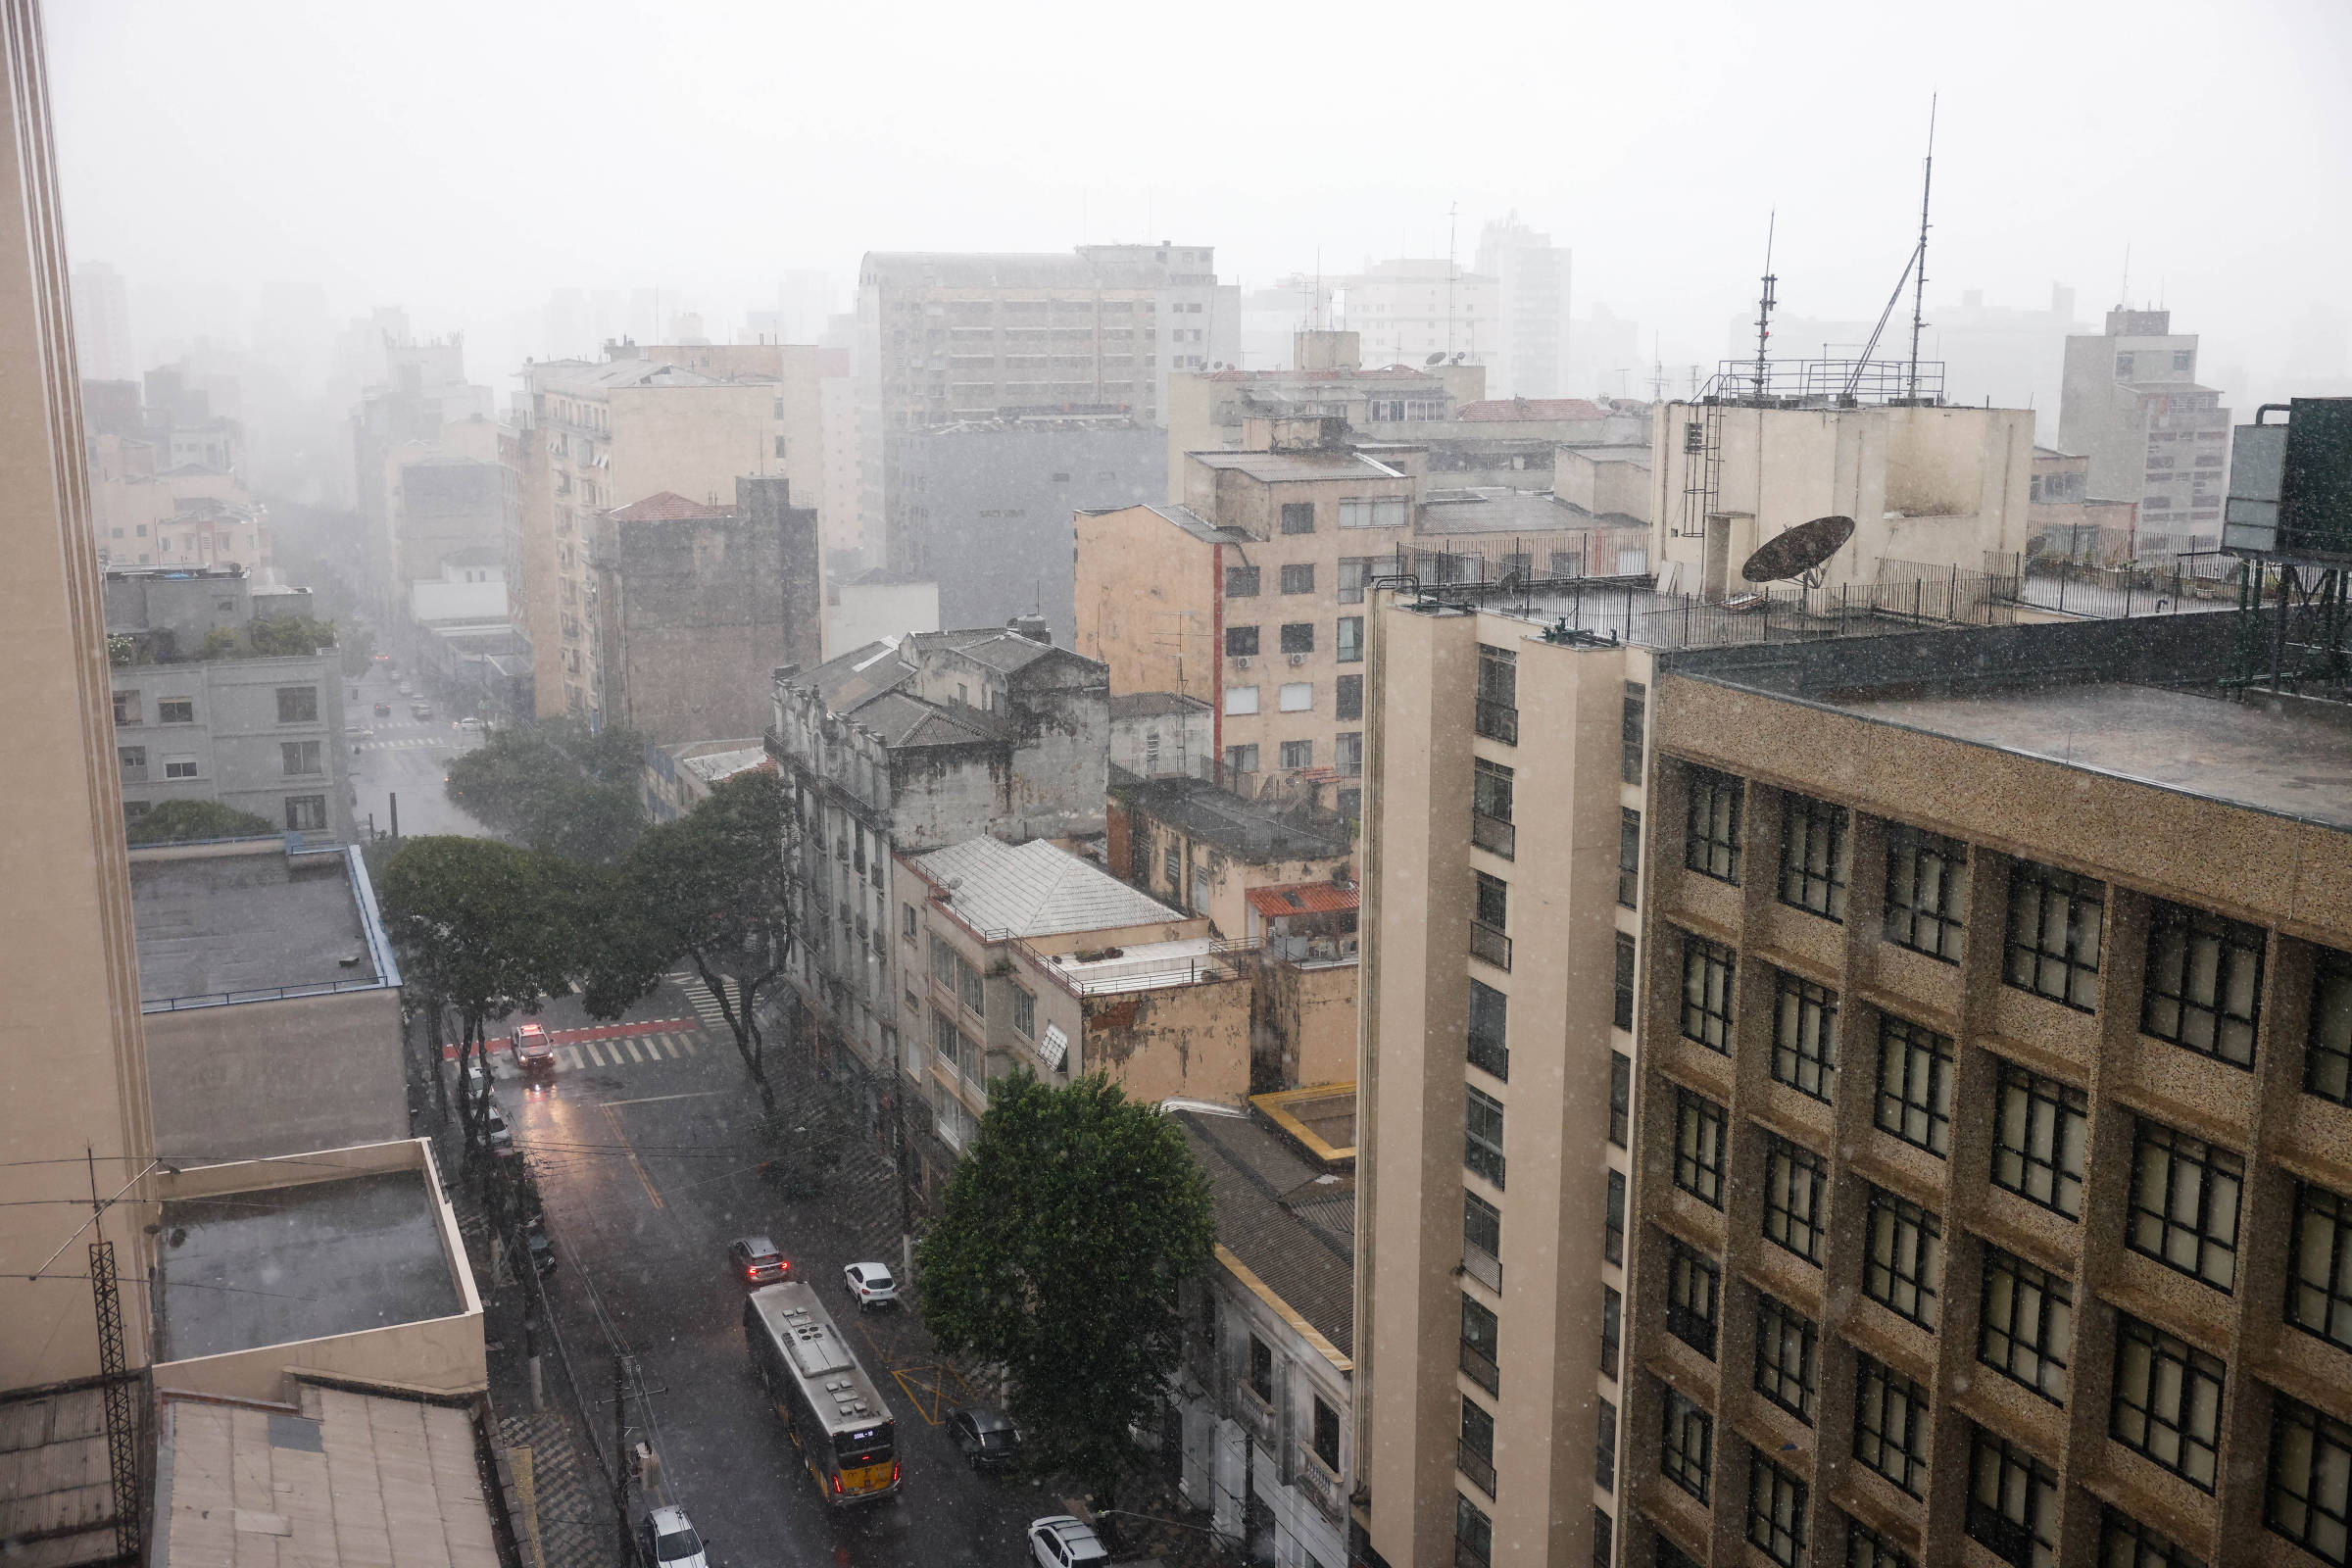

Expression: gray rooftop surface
xmin=1176 ymin=1111 xmax=1354 ymax=1357
xmin=909 ymin=837 xmax=1182 ymax=938
xmin=155 ymin=1169 xmax=463 ymax=1363
xmin=1121 ymin=776 xmax=1348 ymax=862
xmin=132 ymin=847 xmax=379 ymax=1004
xmin=1187 ymin=448 xmax=1407 ymax=483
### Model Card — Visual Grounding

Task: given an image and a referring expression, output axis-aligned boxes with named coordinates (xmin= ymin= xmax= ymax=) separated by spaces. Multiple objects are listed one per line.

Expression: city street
xmin=343 ymin=660 xmax=489 ymax=840
xmin=472 ymin=979 xmax=1054 ymax=1568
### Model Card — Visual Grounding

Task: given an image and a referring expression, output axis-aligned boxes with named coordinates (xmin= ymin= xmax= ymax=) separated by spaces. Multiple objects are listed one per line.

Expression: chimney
xmin=1007 ymin=614 xmax=1051 ymax=645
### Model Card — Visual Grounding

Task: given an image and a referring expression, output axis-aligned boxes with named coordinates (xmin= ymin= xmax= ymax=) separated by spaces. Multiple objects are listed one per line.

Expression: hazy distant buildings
xmin=350 ymin=337 xmax=499 ymax=626
xmin=71 ymin=259 xmax=134 ymax=382
xmin=1566 ymin=303 xmax=1642 ymax=399
xmin=1475 ymin=216 xmax=1571 ymax=400
xmin=2060 ymin=308 xmax=2231 ymax=548
xmin=1343 ymin=258 xmax=1499 ymax=371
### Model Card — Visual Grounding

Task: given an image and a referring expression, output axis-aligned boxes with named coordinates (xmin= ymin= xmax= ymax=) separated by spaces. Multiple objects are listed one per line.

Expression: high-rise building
xmin=1475 ymin=217 xmax=1571 ymax=401
xmin=2060 ymin=309 xmax=2232 ymax=549
xmin=1343 ymin=258 xmax=1500 ymax=373
xmin=71 ymin=258 xmax=134 ymax=382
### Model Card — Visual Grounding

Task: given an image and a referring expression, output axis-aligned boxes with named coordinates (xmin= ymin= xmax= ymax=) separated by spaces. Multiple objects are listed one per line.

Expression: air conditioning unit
xmin=1233 ymin=656 xmax=1252 ymax=670
xmin=1287 ymin=653 xmax=1307 ymax=667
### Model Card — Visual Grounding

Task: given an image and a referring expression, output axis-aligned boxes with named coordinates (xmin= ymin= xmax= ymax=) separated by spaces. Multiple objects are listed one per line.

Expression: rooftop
xmin=0 ymin=1385 xmax=117 ymax=1568
xmin=1175 ymin=1110 xmax=1355 ymax=1360
xmin=1120 ymin=775 xmax=1349 ymax=863
xmin=908 ymin=837 xmax=1183 ymax=939
xmin=1038 ymin=936 xmax=1240 ymax=996
xmin=155 ymin=1384 xmax=501 ymax=1568
xmin=131 ymin=843 xmax=398 ymax=1010
xmin=1186 ymin=448 xmax=1408 ymax=484
xmin=608 ymin=490 xmax=730 ymax=522
xmin=1417 ymin=487 xmax=1598 ymax=534
xmin=154 ymin=1168 xmax=465 ymax=1364
xmin=1109 ymin=691 xmax=1211 ymax=719
xmin=1453 ymin=397 xmax=1607 ymax=422
xmin=681 ymin=746 xmax=771 ymax=787
xmin=1246 ymin=881 xmax=1360 ymax=919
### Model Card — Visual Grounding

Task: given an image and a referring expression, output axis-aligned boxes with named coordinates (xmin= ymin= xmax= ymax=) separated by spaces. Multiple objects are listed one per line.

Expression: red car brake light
xmin=891 ymin=1460 xmax=902 ymax=1485
xmin=830 ymin=1473 xmax=843 ymax=1494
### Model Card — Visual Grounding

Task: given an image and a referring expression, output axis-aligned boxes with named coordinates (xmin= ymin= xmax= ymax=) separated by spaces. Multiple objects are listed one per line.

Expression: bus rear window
xmin=834 ymin=1423 xmax=893 ymax=1465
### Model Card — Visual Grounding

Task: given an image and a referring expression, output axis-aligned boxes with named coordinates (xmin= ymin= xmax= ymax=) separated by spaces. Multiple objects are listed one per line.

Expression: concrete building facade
xmin=2060 ymin=309 xmax=2232 ymax=547
xmin=1475 ymin=217 xmax=1572 ymax=402
xmin=1343 ymin=258 xmax=1500 ymax=372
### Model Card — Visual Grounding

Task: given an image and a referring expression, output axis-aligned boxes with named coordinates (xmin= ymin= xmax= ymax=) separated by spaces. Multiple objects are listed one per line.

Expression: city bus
xmin=743 ymin=1280 xmax=901 ymax=1504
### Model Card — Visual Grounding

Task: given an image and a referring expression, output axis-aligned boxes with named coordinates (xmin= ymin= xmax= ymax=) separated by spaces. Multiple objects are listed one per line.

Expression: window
xmin=960 ymin=956 xmax=985 ymax=1015
xmin=1666 ymin=1240 xmax=1720 ymax=1357
xmin=1460 ymin=1395 xmax=1495 ymax=1497
xmin=1991 ymin=1061 xmax=2087 ymax=1217
xmin=1224 ymin=743 xmax=1257 ymax=774
xmin=1278 ymin=682 xmax=1313 ymax=712
xmin=1748 ymin=1448 xmax=1809 ymax=1568
xmin=903 ymin=904 xmax=917 ymax=945
xmin=1012 ymin=989 xmax=1035 ymax=1039
xmin=1754 ymin=1295 xmax=1818 ymax=1424
xmin=1161 ymin=843 xmax=1181 ymax=888
xmin=280 ymin=740 xmax=322 ymax=776
xmin=2004 ymin=859 xmax=2104 ymax=1009
xmin=1763 ymin=1136 xmax=1828 ymax=1264
xmin=1280 ymin=564 xmax=1315 ymax=594
xmin=2141 ymin=899 xmax=2265 ymax=1067
xmin=1460 ymin=1295 xmax=1499 ymax=1394
xmin=1279 ymin=622 xmax=1314 ymax=655
xmin=1621 ymin=682 xmax=1645 ymax=786
xmin=1613 ymin=936 xmax=1637 ymax=1032
xmin=118 ymin=746 xmax=147 ymax=779
xmin=1885 ymin=824 xmax=1967 ymax=961
xmin=1779 ymin=793 xmax=1850 ymax=920
xmin=2268 ymin=1395 xmax=2352 ymax=1566
xmin=1475 ymin=645 xmax=1516 ymax=744
xmin=1594 ymin=1396 xmax=1616 ymax=1492
xmin=122 ymin=801 xmax=150 ymax=823
xmin=2290 ymin=1180 xmax=2352 ymax=1351
xmin=1617 ymin=808 xmax=1641 ymax=908
xmin=1313 ymin=1396 xmax=1342 ymax=1473
xmin=2306 ymin=947 xmax=2352 ymax=1104
xmin=1979 ymin=1248 xmax=2072 ymax=1404
xmin=1334 ymin=732 xmax=1362 ymax=776
xmin=1338 ymin=496 xmax=1408 ymax=528
xmin=1591 ymin=1509 xmax=1611 ymax=1568
xmin=162 ymin=756 xmax=199 ymax=779
xmin=1686 ymin=765 xmax=1742 ymax=881
xmin=158 ymin=697 xmax=194 ymax=723
xmin=1455 ymin=1494 xmax=1492 ymax=1568
xmin=275 ymin=686 xmax=318 ymax=723
xmin=1846 ymin=1520 xmax=1916 ymax=1568
xmin=113 ymin=689 xmax=139 ymax=725
xmin=284 ymin=795 xmax=327 ymax=832
xmin=1335 ymin=674 xmax=1362 ymax=720
xmin=1462 ymin=1191 xmax=1501 ymax=1289
xmin=1473 ymin=758 xmax=1515 ymax=858
xmin=1465 ymin=1086 xmax=1505 ymax=1187
xmin=1279 ymin=501 xmax=1316 ymax=534
xmin=1467 ymin=979 xmax=1508 ymax=1080
xmin=1771 ymin=971 xmax=1838 ymax=1101
xmin=2116 ymin=352 xmax=2135 ymax=378
xmin=1875 ymin=1015 xmax=1954 ymax=1156
xmin=1246 ymin=1334 xmax=1274 ymax=1402
xmin=1604 ymin=1169 xmax=1626 ymax=1265
xmin=1472 ymin=871 xmax=1509 ymax=969
xmin=1680 ymin=934 xmax=1734 ymax=1052
xmin=1278 ymin=739 xmax=1313 ymax=769
xmin=932 ymin=935 xmax=957 ymax=991
xmin=2099 ymin=1508 xmax=2207 ymax=1568
xmin=2128 ymin=1118 xmax=2243 ymax=1292
xmin=1223 ymin=686 xmax=1259 ymax=716
xmin=1337 ymin=557 xmax=1373 ymax=605
xmin=1225 ymin=565 xmax=1260 ymax=597
xmin=1674 ymin=1091 xmax=1726 ymax=1207
xmin=1968 ymin=1430 xmax=2057 ymax=1568
xmin=1600 ymin=1285 xmax=1621 ymax=1380
xmin=1608 ymin=1052 xmax=1630 ymax=1147
xmin=1225 ymin=624 xmax=1260 ymax=657
xmin=2111 ymin=1313 xmax=2224 ymax=1490
xmin=1336 ymin=615 xmax=1362 ymax=662
xmin=1864 ymin=1188 xmax=1943 ymax=1329
xmin=1854 ymin=1356 xmax=1931 ymax=1497
xmin=1661 ymin=1387 xmax=1712 ymax=1502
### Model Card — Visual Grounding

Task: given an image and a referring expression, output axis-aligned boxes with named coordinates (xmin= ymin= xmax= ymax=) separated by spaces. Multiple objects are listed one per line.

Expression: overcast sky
xmin=47 ymin=0 xmax=2352 ymax=402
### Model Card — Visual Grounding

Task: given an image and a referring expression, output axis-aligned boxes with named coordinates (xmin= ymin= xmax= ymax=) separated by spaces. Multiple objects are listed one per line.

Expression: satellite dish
xmin=1424 ymin=352 xmax=1446 ymax=366
xmin=1740 ymin=514 xmax=1855 ymax=586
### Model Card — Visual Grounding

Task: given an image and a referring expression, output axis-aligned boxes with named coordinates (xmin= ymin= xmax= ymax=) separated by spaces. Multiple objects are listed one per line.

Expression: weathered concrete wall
xmin=1257 ymin=957 xmax=1359 ymax=1091
xmin=1078 ymin=975 xmax=1250 ymax=1107
xmin=1005 ymin=662 xmax=1109 ymax=841
xmin=145 ymin=988 xmax=407 ymax=1166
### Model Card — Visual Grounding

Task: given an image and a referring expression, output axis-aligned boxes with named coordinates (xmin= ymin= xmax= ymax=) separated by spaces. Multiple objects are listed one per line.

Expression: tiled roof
xmin=608 ymin=490 xmax=729 ymax=521
xmin=909 ymin=837 xmax=1181 ymax=939
xmin=1177 ymin=1111 xmax=1355 ymax=1357
xmin=1245 ymin=881 xmax=1359 ymax=918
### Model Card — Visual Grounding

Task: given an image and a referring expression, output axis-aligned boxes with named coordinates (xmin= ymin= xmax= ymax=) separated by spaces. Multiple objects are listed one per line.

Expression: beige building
xmin=1618 ymin=613 xmax=2352 ymax=1568
xmin=1344 ymin=257 xmax=1502 ymax=371
xmin=2059 ymin=308 xmax=2231 ymax=545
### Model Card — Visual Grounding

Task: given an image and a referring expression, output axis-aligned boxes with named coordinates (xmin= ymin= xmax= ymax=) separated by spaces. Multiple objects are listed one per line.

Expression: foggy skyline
xmin=46 ymin=0 xmax=2352 ymax=404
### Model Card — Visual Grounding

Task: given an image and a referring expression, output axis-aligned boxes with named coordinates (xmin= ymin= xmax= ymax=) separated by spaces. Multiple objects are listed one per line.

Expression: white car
xmin=1028 ymin=1516 xmax=1109 ymax=1568
xmin=638 ymin=1506 xmax=707 ymax=1568
xmin=458 ymin=716 xmax=482 ymax=730
xmin=843 ymin=1261 xmax=898 ymax=1310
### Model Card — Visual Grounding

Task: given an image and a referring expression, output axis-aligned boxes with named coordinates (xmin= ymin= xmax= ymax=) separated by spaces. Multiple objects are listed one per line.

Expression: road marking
xmin=583 ymin=1041 xmax=608 ymax=1066
xmin=509 ymin=1445 xmax=544 ymax=1568
xmin=623 ymin=1039 xmax=644 ymax=1063
xmin=557 ymin=1046 xmax=581 ymax=1070
xmin=599 ymin=1101 xmax=663 ymax=1210
xmin=887 ymin=1362 xmax=974 ymax=1426
xmin=601 ymin=1091 xmax=727 ymax=1106
xmin=680 ymin=1036 xmax=698 ymax=1056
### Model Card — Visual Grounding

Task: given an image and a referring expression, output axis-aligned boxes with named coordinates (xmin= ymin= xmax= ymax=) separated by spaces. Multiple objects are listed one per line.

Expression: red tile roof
xmin=1454 ymin=397 xmax=1607 ymax=422
xmin=608 ymin=490 xmax=729 ymax=521
xmin=1246 ymin=880 xmax=1360 ymax=917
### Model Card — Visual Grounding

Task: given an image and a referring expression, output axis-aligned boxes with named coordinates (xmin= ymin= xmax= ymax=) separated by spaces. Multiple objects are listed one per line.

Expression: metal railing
xmin=1986 ymin=550 xmax=2251 ymax=620
xmin=1469 ymin=920 xmax=1512 ymax=972
xmin=1457 ymin=1443 xmax=1496 ymax=1500
xmin=143 ymin=974 xmax=390 ymax=1012
xmin=1460 ymin=1342 xmax=1499 ymax=1396
xmin=1467 ymin=1032 xmax=1509 ymax=1081
xmin=1474 ymin=699 xmax=1518 ymax=745
xmin=1471 ymin=810 xmax=1515 ymax=858
xmin=1461 ymin=1244 xmax=1501 ymax=1292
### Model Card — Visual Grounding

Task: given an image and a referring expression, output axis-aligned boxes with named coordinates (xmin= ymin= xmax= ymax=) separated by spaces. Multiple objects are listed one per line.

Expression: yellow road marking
xmin=511 ymin=1445 xmax=544 ymax=1568
xmin=887 ymin=1361 xmax=974 ymax=1425
xmin=599 ymin=1102 xmax=664 ymax=1210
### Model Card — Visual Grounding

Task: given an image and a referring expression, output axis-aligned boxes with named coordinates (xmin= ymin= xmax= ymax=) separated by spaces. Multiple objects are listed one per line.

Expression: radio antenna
xmin=1905 ymin=95 xmax=1937 ymax=403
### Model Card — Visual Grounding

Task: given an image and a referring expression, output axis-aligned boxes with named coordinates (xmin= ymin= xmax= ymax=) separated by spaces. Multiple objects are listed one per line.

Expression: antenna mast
xmin=1905 ymin=95 xmax=1936 ymax=402
xmin=1751 ymin=211 xmax=1777 ymax=404
xmin=1446 ymin=201 xmax=1459 ymax=360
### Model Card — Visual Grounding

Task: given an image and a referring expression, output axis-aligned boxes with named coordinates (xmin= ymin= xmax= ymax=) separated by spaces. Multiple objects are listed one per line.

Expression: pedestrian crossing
xmin=667 ymin=970 xmax=735 ymax=1033
xmin=357 ymin=736 xmax=461 ymax=751
xmin=490 ymin=1029 xmax=704 ymax=1075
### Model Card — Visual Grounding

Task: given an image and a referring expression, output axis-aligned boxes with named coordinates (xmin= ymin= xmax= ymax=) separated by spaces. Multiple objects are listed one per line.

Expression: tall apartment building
xmin=1615 ymin=614 xmax=2351 ymax=1568
xmin=70 ymin=258 xmax=133 ymax=381
xmin=854 ymin=244 xmax=1239 ymax=571
xmin=2060 ymin=309 xmax=2232 ymax=546
xmin=1343 ymin=258 xmax=1500 ymax=372
xmin=1475 ymin=217 xmax=1572 ymax=401
xmin=351 ymin=337 xmax=496 ymax=619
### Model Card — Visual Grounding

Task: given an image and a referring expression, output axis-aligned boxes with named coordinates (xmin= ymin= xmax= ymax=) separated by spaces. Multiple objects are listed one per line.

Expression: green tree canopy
xmin=249 ymin=614 xmax=337 ymax=657
xmin=124 ymin=799 xmax=277 ymax=844
xmin=916 ymin=1073 xmax=1216 ymax=1508
xmin=443 ymin=715 xmax=647 ymax=862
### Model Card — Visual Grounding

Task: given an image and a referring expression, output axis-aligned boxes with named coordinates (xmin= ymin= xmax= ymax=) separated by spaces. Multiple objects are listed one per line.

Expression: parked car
xmin=483 ymin=1102 xmax=514 ymax=1151
xmin=948 ymin=1407 xmax=1021 ymax=1471
xmin=726 ymin=1236 xmax=790 ymax=1286
xmin=524 ymin=1222 xmax=557 ymax=1277
xmin=637 ymin=1506 xmax=707 ymax=1568
xmin=458 ymin=715 xmax=482 ymax=730
xmin=372 ymin=701 xmax=391 ymax=716
xmin=396 ymin=681 xmax=414 ymax=696
xmin=513 ymin=1021 xmax=556 ymax=1076
xmin=344 ymin=724 xmax=373 ymax=738
xmin=1028 ymin=1517 xmax=1108 ymax=1568
xmin=842 ymin=1261 xmax=898 ymax=1310
xmin=411 ymin=702 xmax=433 ymax=720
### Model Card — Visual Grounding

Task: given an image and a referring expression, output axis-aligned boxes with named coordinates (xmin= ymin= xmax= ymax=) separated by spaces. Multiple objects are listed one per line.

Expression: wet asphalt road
xmin=344 ymin=662 xmax=488 ymax=840
xmin=487 ymin=984 xmax=1057 ymax=1568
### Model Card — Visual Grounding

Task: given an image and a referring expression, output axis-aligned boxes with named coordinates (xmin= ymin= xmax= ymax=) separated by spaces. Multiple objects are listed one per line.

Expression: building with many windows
xmin=2060 ymin=309 xmax=2232 ymax=546
xmin=1616 ymin=612 xmax=2352 ymax=1568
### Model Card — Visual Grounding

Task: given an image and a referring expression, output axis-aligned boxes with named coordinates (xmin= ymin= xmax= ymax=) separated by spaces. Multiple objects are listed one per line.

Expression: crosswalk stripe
xmin=558 ymin=1046 xmax=581 ymax=1069
xmin=623 ymin=1039 xmax=643 ymax=1063
xmin=680 ymin=1035 xmax=698 ymax=1056
xmin=584 ymin=1041 xmax=608 ymax=1066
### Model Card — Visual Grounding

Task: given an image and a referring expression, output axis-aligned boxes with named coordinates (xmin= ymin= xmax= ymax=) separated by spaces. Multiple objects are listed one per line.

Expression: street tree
xmin=444 ymin=716 xmax=647 ymax=862
xmin=124 ymin=799 xmax=275 ymax=844
xmin=916 ymin=1073 xmax=1216 ymax=1515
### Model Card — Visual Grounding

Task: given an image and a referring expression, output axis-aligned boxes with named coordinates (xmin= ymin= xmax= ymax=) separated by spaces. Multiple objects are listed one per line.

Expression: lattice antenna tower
xmin=1751 ymin=211 xmax=1778 ymax=404
xmin=1905 ymin=95 xmax=1938 ymax=402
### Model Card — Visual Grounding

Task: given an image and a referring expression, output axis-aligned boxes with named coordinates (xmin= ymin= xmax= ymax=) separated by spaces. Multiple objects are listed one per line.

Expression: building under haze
xmin=71 ymin=258 xmax=133 ymax=382
xmin=1475 ymin=216 xmax=1572 ymax=401
xmin=2060 ymin=308 xmax=2232 ymax=553
xmin=1343 ymin=257 xmax=1500 ymax=373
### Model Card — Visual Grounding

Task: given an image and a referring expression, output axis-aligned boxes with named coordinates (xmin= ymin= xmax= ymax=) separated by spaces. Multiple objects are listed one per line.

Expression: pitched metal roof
xmin=1245 ymin=881 xmax=1360 ymax=918
xmin=1177 ymin=1111 xmax=1355 ymax=1358
xmin=908 ymin=837 xmax=1181 ymax=938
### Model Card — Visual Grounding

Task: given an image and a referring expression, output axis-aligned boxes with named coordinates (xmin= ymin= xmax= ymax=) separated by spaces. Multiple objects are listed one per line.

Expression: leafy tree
xmin=124 ymin=799 xmax=278 ymax=844
xmin=377 ymin=836 xmax=570 ymax=1163
xmin=917 ymin=1073 xmax=1215 ymax=1513
xmin=581 ymin=768 xmax=799 ymax=1114
xmin=338 ymin=623 xmax=375 ymax=676
xmin=249 ymin=614 xmax=337 ymax=657
xmin=444 ymin=716 xmax=647 ymax=862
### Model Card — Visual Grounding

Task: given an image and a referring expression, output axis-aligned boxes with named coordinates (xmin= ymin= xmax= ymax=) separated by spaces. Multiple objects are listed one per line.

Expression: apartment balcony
xmin=1471 ymin=810 xmax=1515 ymax=858
xmin=1234 ymin=1383 xmax=1279 ymax=1448
xmin=1474 ymin=699 xmax=1518 ymax=745
xmin=1295 ymin=1444 xmax=1347 ymax=1522
xmin=1456 ymin=1443 xmax=1496 ymax=1501
xmin=1469 ymin=920 xmax=1512 ymax=972
xmin=1460 ymin=1341 xmax=1498 ymax=1396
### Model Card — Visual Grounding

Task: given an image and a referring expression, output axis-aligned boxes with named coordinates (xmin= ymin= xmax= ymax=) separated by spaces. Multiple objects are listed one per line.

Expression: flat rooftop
xmin=1038 ymin=937 xmax=1239 ymax=996
xmin=131 ymin=843 xmax=395 ymax=1007
xmin=1187 ymin=448 xmax=1407 ymax=483
xmin=1121 ymin=775 xmax=1348 ymax=862
xmin=155 ymin=1169 xmax=464 ymax=1363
